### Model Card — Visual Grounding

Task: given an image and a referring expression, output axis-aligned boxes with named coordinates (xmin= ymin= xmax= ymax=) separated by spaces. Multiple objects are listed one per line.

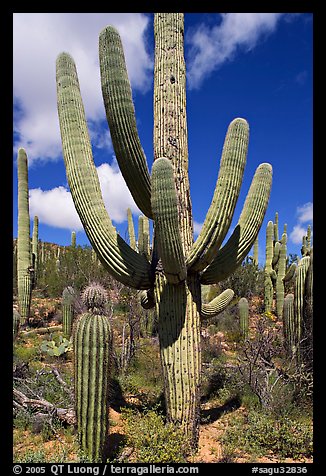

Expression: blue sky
xmin=13 ymin=13 xmax=313 ymax=265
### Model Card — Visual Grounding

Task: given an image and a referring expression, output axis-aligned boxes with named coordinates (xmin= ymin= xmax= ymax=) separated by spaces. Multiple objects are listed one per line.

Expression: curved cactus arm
xmin=140 ymin=289 xmax=156 ymax=310
xmin=200 ymin=163 xmax=272 ymax=285
xmin=253 ymin=236 xmax=259 ymax=265
xmin=56 ymin=52 xmax=153 ymax=290
xmin=127 ymin=208 xmax=137 ymax=250
xmin=151 ymin=157 xmax=187 ymax=284
xmin=99 ymin=26 xmax=152 ymax=219
xmin=186 ymin=118 xmax=249 ymax=272
xmin=284 ymin=262 xmax=296 ymax=282
xmin=200 ymin=288 xmax=234 ymax=319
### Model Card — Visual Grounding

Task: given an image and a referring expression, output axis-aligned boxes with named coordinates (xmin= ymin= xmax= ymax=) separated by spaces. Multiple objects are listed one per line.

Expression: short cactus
xmin=81 ymin=283 xmax=108 ymax=313
xmin=74 ymin=284 xmax=112 ymax=462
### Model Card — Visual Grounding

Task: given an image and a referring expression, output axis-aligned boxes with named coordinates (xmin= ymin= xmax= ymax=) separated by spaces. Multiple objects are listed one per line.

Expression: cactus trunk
xmin=17 ymin=148 xmax=32 ymax=324
xmin=74 ymin=311 xmax=112 ymax=462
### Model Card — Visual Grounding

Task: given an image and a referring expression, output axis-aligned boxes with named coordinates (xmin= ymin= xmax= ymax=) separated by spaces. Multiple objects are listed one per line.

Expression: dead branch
xmin=13 ymin=388 xmax=76 ymax=425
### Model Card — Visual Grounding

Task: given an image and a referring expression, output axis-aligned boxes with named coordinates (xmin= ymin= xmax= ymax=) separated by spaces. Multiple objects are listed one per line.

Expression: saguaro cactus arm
xmin=200 ymin=162 xmax=272 ymax=284
xmin=99 ymin=26 xmax=152 ymax=219
xmin=186 ymin=118 xmax=249 ymax=272
xmin=56 ymin=52 xmax=153 ymax=290
xmin=200 ymin=288 xmax=234 ymax=319
xmin=151 ymin=157 xmax=187 ymax=284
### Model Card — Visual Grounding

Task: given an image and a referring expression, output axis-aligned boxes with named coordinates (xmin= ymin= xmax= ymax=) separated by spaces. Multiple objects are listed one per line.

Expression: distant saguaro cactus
xmin=62 ymin=286 xmax=77 ymax=338
xmin=56 ymin=13 xmax=272 ymax=447
xmin=238 ymin=297 xmax=249 ymax=339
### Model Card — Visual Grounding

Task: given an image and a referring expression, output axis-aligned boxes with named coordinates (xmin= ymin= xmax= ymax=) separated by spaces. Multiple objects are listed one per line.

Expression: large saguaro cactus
xmin=56 ymin=13 xmax=272 ymax=448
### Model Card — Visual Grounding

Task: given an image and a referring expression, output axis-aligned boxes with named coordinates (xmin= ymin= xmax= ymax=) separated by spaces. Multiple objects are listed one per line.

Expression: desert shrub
xmin=120 ymin=407 xmax=190 ymax=462
xmin=219 ymin=260 xmax=264 ymax=298
xmin=221 ymin=409 xmax=313 ymax=460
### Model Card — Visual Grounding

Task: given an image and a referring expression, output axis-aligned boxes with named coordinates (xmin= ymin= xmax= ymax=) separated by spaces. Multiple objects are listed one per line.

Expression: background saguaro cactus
xmin=56 ymin=13 xmax=272 ymax=447
xmin=62 ymin=286 xmax=77 ymax=338
xmin=17 ymin=148 xmax=33 ymax=324
xmin=238 ymin=297 xmax=249 ymax=340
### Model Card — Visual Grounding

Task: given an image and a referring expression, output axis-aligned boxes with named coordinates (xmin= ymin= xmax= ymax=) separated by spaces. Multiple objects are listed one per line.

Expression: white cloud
xmin=186 ymin=13 xmax=284 ymax=89
xmin=193 ymin=220 xmax=203 ymax=236
xmin=29 ymin=186 xmax=83 ymax=231
xmin=297 ymin=202 xmax=313 ymax=223
xmin=289 ymin=202 xmax=313 ymax=245
xmin=29 ymin=160 xmax=141 ymax=231
xmin=289 ymin=225 xmax=308 ymax=245
xmin=13 ymin=13 xmax=153 ymax=164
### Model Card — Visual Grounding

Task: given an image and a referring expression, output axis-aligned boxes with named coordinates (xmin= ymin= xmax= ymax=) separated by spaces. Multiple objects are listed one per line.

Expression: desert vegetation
xmin=13 ymin=13 xmax=313 ymax=464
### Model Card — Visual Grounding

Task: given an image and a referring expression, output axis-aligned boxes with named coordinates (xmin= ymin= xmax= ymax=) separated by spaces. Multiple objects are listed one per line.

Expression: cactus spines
xmin=74 ymin=295 xmax=112 ymax=462
xmin=62 ymin=286 xmax=77 ymax=338
xmin=238 ymin=297 xmax=249 ymax=339
xmin=17 ymin=148 xmax=33 ymax=324
xmin=81 ymin=283 xmax=108 ymax=313
xmin=200 ymin=288 xmax=234 ymax=319
xmin=56 ymin=13 xmax=272 ymax=448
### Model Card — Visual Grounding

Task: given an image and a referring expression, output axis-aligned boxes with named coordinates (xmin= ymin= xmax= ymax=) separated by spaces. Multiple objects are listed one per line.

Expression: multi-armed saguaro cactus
xmin=56 ymin=13 xmax=272 ymax=447
xmin=17 ymin=148 xmax=34 ymax=324
xmin=238 ymin=297 xmax=249 ymax=340
xmin=74 ymin=283 xmax=112 ymax=462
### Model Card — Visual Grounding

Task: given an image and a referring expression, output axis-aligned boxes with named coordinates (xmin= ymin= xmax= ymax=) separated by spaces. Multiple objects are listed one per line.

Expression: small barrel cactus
xmin=74 ymin=283 xmax=112 ymax=462
xmin=81 ymin=283 xmax=108 ymax=313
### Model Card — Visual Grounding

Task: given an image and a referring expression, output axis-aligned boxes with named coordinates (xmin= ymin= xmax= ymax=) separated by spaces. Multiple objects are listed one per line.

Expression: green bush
xmin=120 ymin=407 xmax=190 ymax=463
xmin=221 ymin=409 xmax=313 ymax=460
